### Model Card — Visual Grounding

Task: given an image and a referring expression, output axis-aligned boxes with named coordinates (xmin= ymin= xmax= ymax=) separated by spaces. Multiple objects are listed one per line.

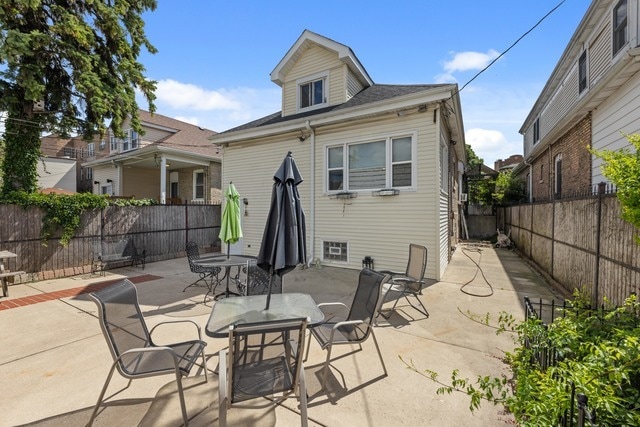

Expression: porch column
xmin=160 ymin=156 xmax=167 ymax=204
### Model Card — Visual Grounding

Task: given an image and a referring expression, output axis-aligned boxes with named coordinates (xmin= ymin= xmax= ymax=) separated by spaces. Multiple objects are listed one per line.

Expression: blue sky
xmin=136 ymin=0 xmax=591 ymax=166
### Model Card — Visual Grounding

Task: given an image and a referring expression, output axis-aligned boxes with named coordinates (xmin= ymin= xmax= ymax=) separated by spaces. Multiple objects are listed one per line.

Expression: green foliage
xmin=0 ymin=192 xmax=156 ymax=246
xmin=0 ymin=0 xmax=158 ymax=193
xmin=590 ymin=134 xmax=640 ymax=242
xmin=466 ymin=144 xmax=484 ymax=171
xmin=468 ymin=176 xmax=495 ymax=205
xmin=493 ymin=171 xmax=526 ymax=205
xmin=407 ymin=295 xmax=640 ymax=426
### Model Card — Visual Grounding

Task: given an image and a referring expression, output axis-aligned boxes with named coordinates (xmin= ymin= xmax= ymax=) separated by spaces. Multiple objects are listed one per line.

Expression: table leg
xmin=214 ymin=266 xmax=242 ymax=300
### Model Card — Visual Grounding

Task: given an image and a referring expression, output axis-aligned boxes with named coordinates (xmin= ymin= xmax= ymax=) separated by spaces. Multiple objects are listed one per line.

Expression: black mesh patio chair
xmin=305 ymin=268 xmax=388 ymax=390
xmin=238 ymin=257 xmax=283 ymax=296
xmin=219 ymin=318 xmax=309 ymax=427
xmin=378 ymin=243 xmax=429 ymax=320
xmin=87 ymin=279 xmax=208 ymax=426
xmin=183 ymin=241 xmax=221 ymax=294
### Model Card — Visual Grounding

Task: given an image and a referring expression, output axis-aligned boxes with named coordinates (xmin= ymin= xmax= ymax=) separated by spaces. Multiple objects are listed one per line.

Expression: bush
xmin=408 ymin=294 xmax=640 ymax=426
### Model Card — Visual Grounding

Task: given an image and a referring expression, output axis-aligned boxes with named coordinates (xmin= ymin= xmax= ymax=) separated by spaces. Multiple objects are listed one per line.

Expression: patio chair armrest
xmin=331 ymin=319 xmax=364 ymax=330
xmin=317 ymin=302 xmax=349 ymax=310
xmin=377 ymin=270 xmax=404 ymax=278
xmin=317 ymin=301 xmax=349 ymax=318
xmin=117 ymin=346 xmax=180 ymax=365
xmin=150 ymin=319 xmax=203 ymax=340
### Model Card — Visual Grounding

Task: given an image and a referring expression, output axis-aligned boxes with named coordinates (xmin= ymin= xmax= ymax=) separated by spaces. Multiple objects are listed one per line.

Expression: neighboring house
xmin=83 ymin=110 xmax=222 ymax=204
xmin=494 ymin=154 xmax=523 ymax=172
xmin=516 ymin=0 xmax=640 ymax=201
xmin=40 ymin=134 xmax=105 ymax=192
xmin=210 ymin=30 xmax=466 ymax=279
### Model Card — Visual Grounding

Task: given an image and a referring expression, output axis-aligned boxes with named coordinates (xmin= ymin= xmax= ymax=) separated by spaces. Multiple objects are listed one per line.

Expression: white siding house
xmin=211 ymin=30 xmax=466 ymax=279
xmin=517 ymin=0 xmax=640 ymax=200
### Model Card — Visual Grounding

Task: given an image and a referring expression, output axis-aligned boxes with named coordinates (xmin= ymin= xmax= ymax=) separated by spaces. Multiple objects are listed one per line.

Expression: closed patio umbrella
xmin=219 ymin=182 xmax=243 ymax=259
xmin=257 ymin=152 xmax=306 ymax=309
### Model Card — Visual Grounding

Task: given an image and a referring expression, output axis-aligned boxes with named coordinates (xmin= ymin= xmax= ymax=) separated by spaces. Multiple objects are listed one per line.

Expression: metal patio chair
xmin=378 ymin=243 xmax=429 ymax=319
xmin=219 ymin=318 xmax=309 ymax=427
xmin=305 ymin=268 xmax=388 ymax=390
xmin=183 ymin=241 xmax=221 ymax=295
xmin=88 ymin=279 xmax=208 ymax=426
xmin=238 ymin=257 xmax=283 ymax=296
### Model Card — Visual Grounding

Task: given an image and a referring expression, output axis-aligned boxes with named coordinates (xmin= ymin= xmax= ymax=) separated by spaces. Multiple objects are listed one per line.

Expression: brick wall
xmin=550 ymin=115 xmax=592 ymax=196
xmin=522 ymin=114 xmax=592 ymax=201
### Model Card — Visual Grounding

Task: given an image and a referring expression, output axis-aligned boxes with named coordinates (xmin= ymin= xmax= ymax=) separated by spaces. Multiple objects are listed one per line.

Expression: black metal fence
xmin=523 ymin=296 xmax=598 ymax=427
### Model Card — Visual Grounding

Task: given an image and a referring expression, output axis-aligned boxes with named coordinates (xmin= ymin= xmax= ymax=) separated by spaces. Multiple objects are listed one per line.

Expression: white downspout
xmin=306 ymin=120 xmax=316 ymax=267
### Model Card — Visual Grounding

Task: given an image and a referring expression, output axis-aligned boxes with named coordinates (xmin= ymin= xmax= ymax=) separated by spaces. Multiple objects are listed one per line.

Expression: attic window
xmin=297 ymin=72 xmax=327 ymax=111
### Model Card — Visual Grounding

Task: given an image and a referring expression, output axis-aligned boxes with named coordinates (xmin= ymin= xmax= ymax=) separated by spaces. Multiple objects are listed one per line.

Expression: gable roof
xmin=270 ymin=29 xmax=373 ymax=88
xmin=222 ymin=84 xmax=447 ymax=133
xmin=136 ymin=110 xmax=220 ymax=158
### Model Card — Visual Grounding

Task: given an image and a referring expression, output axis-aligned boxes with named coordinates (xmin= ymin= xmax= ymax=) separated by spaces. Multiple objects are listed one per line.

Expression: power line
xmin=453 ymin=0 xmax=567 ymax=98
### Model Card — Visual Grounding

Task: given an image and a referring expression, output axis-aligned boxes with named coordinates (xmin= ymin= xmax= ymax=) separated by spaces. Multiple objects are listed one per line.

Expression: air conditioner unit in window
xmin=460 ymin=193 xmax=468 ymax=202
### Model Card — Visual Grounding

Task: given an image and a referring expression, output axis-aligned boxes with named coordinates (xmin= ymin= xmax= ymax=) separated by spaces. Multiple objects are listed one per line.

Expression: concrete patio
xmin=0 ymin=243 xmax=563 ymax=426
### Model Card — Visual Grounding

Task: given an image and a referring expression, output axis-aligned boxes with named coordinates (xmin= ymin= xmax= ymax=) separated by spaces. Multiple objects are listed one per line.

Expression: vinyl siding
xmin=346 ymin=70 xmax=364 ymax=99
xmin=281 ymin=45 xmax=346 ymax=116
xmin=592 ymin=70 xmax=640 ymax=183
xmin=221 ymin=108 xmax=443 ymax=278
xmin=313 ymin=110 xmax=441 ymax=279
xmin=221 ymin=136 xmax=311 ymax=258
xmin=589 ymin=21 xmax=612 ymax=87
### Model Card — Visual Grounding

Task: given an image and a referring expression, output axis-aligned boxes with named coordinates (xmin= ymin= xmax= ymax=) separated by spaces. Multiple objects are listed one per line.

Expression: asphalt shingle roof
xmin=137 ymin=110 xmax=221 ymax=159
xmin=222 ymin=84 xmax=446 ymax=133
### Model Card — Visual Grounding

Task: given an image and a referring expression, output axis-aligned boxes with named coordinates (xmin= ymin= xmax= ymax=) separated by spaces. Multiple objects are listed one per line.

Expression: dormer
xmin=270 ymin=30 xmax=374 ymax=117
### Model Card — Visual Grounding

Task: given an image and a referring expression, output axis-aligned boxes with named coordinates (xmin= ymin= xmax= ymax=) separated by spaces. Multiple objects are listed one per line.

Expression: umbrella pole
xmin=226 ymin=241 xmax=230 ymax=259
xmin=265 ymin=269 xmax=275 ymax=310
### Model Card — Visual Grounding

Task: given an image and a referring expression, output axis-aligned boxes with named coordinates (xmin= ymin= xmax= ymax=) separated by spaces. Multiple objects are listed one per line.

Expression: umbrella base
xmin=214 ymin=290 xmax=241 ymax=300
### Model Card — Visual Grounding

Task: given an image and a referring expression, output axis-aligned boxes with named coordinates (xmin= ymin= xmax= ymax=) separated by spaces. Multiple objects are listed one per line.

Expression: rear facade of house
xmin=211 ymin=31 xmax=466 ymax=279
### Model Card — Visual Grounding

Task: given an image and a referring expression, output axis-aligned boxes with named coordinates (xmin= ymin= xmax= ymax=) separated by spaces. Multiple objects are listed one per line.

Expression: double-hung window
xmin=110 ymin=135 xmax=118 ymax=152
xmin=193 ymin=170 xmax=205 ymax=200
xmin=130 ymin=130 xmax=139 ymax=149
xmin=326 ymin=134 xmax=415 ymax=192
xmin=298 ymin=72 xmax=327 ymax=111
xmin=613 ymin=0 xmax=627 ymax=55
xmin=578 ymin=51 xmax=587 ymax=93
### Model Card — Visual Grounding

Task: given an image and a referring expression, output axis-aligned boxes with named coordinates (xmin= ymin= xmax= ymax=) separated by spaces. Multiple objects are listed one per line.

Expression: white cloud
xmin=155 ymin=79 xmax=243 ymax=111
xmin=140 ymin=79 xmax=281 ymax=132
xmin=443 ymin=49 xmax=500 ymax=73
xmin=465 ymin=127 xmax=520 ymax=165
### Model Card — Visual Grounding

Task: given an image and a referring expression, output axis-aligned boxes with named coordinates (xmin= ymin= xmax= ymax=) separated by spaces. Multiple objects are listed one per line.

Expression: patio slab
xmin=0 ymin=243 xmax=563 ymax=426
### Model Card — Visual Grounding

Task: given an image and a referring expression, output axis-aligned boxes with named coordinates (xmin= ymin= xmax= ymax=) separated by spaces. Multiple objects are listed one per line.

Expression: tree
xmin=0 ymin=1 xmax=157 ymax=194
xmin=590 ymin=134 xmax=640 ymax=241
xmin=493 ymin=171 xmax=525 ymax=205
xmin=465 ymin=144 xmax=484 ymax=173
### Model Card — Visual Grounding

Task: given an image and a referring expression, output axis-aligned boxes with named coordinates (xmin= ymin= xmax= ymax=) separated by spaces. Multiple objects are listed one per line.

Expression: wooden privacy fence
xmin=0 ymin=203 xmax=221 ymax=281
xmin=498 ymin=191 xmax=640 ymax=307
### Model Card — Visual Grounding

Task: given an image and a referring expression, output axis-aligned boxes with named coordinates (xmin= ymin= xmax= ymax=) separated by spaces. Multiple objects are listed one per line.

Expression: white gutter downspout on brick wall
xmin=305 ymin=120 xmax=316 ymax=267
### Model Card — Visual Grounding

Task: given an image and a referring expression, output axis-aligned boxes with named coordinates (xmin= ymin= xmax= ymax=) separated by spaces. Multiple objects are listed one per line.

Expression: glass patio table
xmin=205 ymin=292 xmax=324 ymax=338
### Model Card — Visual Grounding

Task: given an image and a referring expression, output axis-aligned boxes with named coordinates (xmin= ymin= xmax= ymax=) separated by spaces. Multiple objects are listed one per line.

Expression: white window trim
xmin=296 ymin=71 xmax=329 ymax=113
xmin=440 ymin=137 xmax=449 ymax=193
xmin=324 ymin=131 xmax=418 ymax=194
xmin=192 ymin=169 xmax=205 ymax=201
